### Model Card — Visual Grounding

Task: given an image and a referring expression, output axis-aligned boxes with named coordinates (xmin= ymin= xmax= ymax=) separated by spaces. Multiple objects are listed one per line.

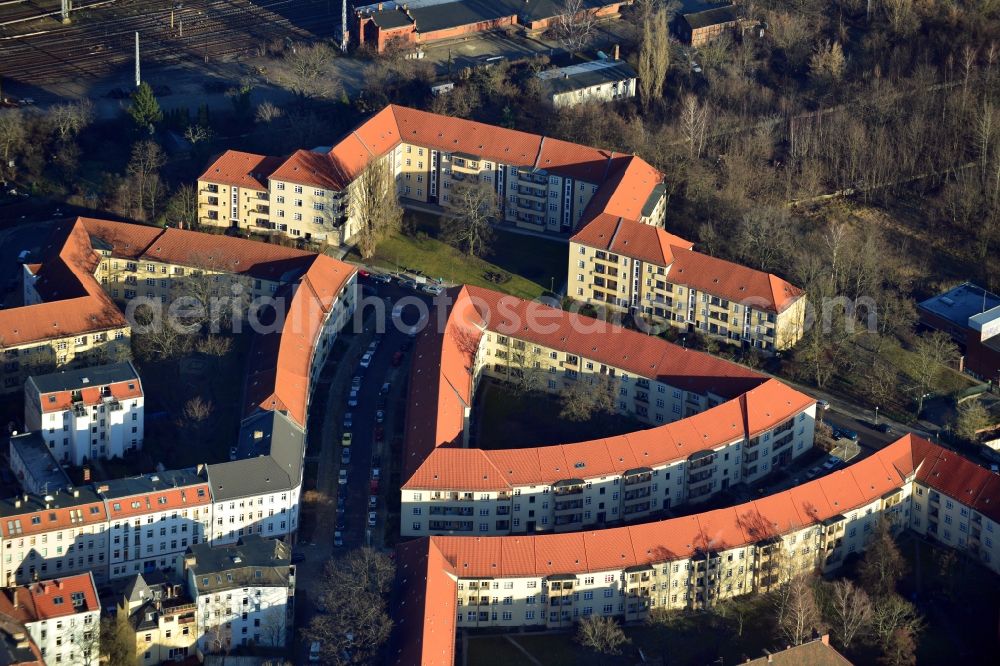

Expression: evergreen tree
xmin=127 ymin=82 xmax=162 ymax=130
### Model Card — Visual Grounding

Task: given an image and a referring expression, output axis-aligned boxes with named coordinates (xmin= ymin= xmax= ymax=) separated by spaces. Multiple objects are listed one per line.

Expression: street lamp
xmin=874 ymin=405 xmax=879 ymax=426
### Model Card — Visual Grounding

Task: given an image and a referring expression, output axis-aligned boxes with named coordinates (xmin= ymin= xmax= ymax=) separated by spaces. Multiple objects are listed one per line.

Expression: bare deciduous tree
xmin=871 ymin=594 xmax=923 ymax=651
xmin=830 ymin=579 xmax=873 ymax=649
xmin=777 ymin=575 xmax=823 ymax=646
xmin=48 ymin=100 xmax=93 ymax=141
xmin=280 ymin=42 xmax=340 ymax=101
xmin=255 ymin=101 xmax=284 ymax=124
xmin=165 ymin=183 xmax=199 ymax=229
xmin=0 ymin=109 xmax=26 ymax=181
xmin=442 ymin=181 xmax=498 ymax=258
xmin=352 ymin=157 xmax=403 ymax=259
xmin=680 ymin=94 xmax=709 ymax=158
xmin=955 ymin=398 xmax=991 ymax=441
xmin=859 ymin=520 xmax=907 ymax=598
xmin=307 ymin=548 xmax=395 ymax=665
xmin=552 ymin=0 xmax=598 ymax=58
xmin=559 ymin=373 xmax=616 ymax=421
xmin=576 ymin=615 xmax=628 ymax=655
xmin=906 ymin=331 xmax=959 ymax=415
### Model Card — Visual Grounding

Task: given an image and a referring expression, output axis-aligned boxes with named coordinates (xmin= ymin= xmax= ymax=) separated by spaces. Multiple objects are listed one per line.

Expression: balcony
xmin=552 ymin=480 xmax=584 ymax=496
xmin=517 ymin=171 xmax=548 ymax=185
xmin=554 ymin=499 xmax=583 ymax=512
xmin=688 ymin=454 xmax=716 ymax=470
xmin=623 ymin=471 xmax=652 ymax=486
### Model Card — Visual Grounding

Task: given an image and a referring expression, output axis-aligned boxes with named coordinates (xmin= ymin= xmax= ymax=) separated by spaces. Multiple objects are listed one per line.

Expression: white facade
xmin=194 ymin=582 xmax=291 ymax=651
xmin=26 ymin=605 xmax=100 ymax=666
xmin=208 ymin=490 xmax=299 ymax=546
xmin=31 ymin=396 xmax=143 ymax=466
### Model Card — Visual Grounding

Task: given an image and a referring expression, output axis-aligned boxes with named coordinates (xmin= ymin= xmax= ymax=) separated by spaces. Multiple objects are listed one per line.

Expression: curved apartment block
xmin=400 ymin=285 xmax=817 ymax=538
xmin=393 ymin=434 xmax=1000 ymax=665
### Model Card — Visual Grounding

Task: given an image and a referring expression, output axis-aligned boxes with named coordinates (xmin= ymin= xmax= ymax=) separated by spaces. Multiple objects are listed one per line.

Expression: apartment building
xmin=186 ymin=535 xmax=295 ymax=652
xmin=0 ymin=573 xmax=100 ymax=666
xmin=205 ymin=411 xmax=305 ymax=546
xmin=113 ymin=571 xmax=198 ymax=665
xmin=0 ymin=221 xmax=131 ymax=395
xmin=197 ymin=104 xmax=668 ymax=244
xmin=570 ymin=216 xmax=806 ymax=352
xmin=0 ymin=487 xmax=110 ymax=587
xmin=24 ymin=362 xmax=144 ymax=465
xmin=400 ymin=285 xmax=815 ymax=537
xmin=394 ymin=434 xmax=996 ymax=665
xmin=197 ymin=151 xmax=283 ymax=231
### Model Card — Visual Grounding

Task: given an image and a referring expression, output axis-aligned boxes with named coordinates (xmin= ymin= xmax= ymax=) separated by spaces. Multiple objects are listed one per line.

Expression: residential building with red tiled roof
xmin=0 ymin=613 xmax=43 ymax=666
xmin=0 ymin=572 xmax=100 ymax=665
xmin=24 ymin=361 xmax=144 ymax=466
xmin=569 ymin=216 xmax=806 ymax=353
xmin=1 ymin=220 xmax=131 ymax=395
xmin=745 ymin=635 xmax=854 ymax=666
xmin=197 ymin=151 xmax=284 ymax=230
xmin=394 ymin=434 xmax=1000 ymax=659
xmin=196 ymin=104 xmax=667 ymax=244
xmin=400 ymin=285 xmax=817 ymax=538
xmin=0 ymin=485 xmax=110 ymax=588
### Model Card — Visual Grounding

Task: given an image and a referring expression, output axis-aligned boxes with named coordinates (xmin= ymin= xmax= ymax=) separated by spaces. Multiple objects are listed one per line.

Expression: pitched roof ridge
xmin=606 ymin=216 xmax=625 ymax=251
xmin=532 ymin=136 xmax=546 ymax=170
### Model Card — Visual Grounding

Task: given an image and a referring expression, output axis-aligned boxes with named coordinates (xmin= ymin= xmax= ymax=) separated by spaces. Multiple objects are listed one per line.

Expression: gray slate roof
xmin=206 ymin=410 xmax=304 ymax=501
xmin=682 ymin=3 xmax=740 ymax=30
xmin=187 ymin=535 xmax=292 ymax=593
xmin=538 ymin=60 xmax=637 ymax=96
xmin=28 ymin=361 xmax=139 ymax=394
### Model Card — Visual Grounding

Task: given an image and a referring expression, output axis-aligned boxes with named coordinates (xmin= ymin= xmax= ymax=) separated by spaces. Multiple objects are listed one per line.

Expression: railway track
xmin=0 ymin=0 xmax=340 ymax=87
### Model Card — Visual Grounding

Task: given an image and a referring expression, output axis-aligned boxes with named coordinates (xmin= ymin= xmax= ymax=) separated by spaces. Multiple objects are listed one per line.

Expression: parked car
xmin=817 ymin=399 xmax=830 ymax=410
xmin=347 ymin=389 xmax=359 ymax=407
xmin=823 ymin=455 xmax=842 ymax=471
xmin=421 ymin=283 xmax=444 ymax=296
xmin=360 ymin=352 xmax=374 ymax=368
xmin=369 ymin=495 xmax=377 ymax=509
xmin=341 ymin=433 xmax=353 ymax=447
xmin=369 ymin=478 xmax=380 ymax=492
xmin=358 ymin=269 xmax=370 ymax=278
xmin=805 ymin=466 xmax=822 ymax=479
xmin=834 ymin=428 xmax=859 ymax=441
xmin=333 ymin=532 xmax=343 ymax=548
xmin=229 ymin=446 xmax=237 ymax=461
xmin=338 ymin=469 xmax=348 ymax=485
xmin=17 ymin=250 xmax=30 ymax=262
xmin=380 ymin=382 xmax=391 ymax=395
xmin=992 ymin=464 xmax=999 ymax=474
xmin=368 ymin=511 xmax=377 ymax=527
xmin=341 ymin=449 xmax=351 ymax=465
xmin=391 ymin=351 xmax=404 ymax=367
xmin=878 ymin=423 xmax=893 ymax=434
xmin=351 ymin=375 xmax=362 ymax=389
xmin=375 ymin=410 xmax=385 ymax=423
xmin=368 ymin=340 xmax=379 ymax=352
xmin=371 ymin=455 xmax=382 ymax=468
xmin=343 ymin=412 xmax=353 ymax=429
xmin=372 ymin=468 xmax=382 ymax=481
xmin=310 ymin=640 xmax=322 ymax=662
xmin=374 ymin=426 xmax=384 ymax=442
xmin=371 ymin=273 xmax=391 ymax=284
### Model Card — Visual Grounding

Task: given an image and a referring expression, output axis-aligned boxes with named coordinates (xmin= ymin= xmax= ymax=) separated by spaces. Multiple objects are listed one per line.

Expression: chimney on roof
xmin=83 ymin=466 xmax=90 ymax=482
xmin=97 ymin=484 xmax=109 ymax=493
xmin=613 ymin=44 xmax=620 ymax=61
xmin=12 ymin=589 xmax=18 ymax=608
xmin=57 ymin=579 xmax=63 ymax=589
xmin=377 ymin=2 xmax=382 ymax=9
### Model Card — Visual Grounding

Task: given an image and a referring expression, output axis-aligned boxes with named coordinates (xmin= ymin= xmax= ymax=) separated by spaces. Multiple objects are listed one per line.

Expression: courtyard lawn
xmin=474 ymin=379 xmax=649 ymax=450
xmin=347 ymin=212 xmax=567 ymax=300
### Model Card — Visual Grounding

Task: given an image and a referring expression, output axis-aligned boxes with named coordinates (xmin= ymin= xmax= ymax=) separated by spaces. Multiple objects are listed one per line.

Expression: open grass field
xmin=347 ymin=212 xmax=567 ymax=301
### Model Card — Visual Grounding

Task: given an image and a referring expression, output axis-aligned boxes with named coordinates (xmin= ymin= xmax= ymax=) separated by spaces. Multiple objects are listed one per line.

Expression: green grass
xmin=465 ymin=636 xmax=528 ymax=666
xmin=348 ymin=212 xmax=567 ymax=300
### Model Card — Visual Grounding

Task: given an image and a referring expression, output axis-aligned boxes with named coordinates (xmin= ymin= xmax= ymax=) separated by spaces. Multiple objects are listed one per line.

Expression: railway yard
xmin=0 ymin=0 xmax=341 ymax=96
